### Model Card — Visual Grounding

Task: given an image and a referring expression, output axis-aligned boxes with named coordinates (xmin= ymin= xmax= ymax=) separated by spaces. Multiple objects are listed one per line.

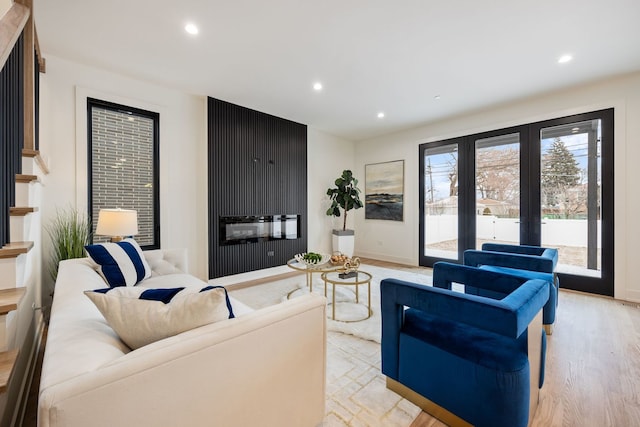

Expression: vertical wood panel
xmin=208 ymin=97 xmax=307 ymax=278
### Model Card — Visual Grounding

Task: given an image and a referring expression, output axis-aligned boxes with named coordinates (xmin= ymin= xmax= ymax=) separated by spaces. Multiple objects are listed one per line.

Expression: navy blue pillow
xmin=85 ymin=238 xmax=151 ymax=287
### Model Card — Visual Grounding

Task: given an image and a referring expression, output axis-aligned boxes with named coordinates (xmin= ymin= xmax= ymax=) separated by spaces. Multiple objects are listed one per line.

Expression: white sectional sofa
xmin=38 ymin=248 xmax=327 ymax=427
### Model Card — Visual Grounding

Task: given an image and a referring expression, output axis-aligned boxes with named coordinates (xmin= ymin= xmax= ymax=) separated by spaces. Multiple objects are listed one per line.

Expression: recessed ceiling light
xmin=313 ymin=82 xmax=323 ymax=91
xmin=558 ymin=54 xmax=573 ymax=64
xmin=434 ymin=95 xmax=441 ymax=100
xmin=377 ymin=112 xmax=385 ymax=119
xmin=185 ymin=23 xmax=199 ymax=35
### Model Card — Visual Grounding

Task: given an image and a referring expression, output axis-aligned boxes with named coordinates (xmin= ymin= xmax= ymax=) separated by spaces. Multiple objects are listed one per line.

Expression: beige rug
xmin=228 ymin=264 xmax=435 ymax=426
xmin=228 ymin=264 xmax=433 ymax=343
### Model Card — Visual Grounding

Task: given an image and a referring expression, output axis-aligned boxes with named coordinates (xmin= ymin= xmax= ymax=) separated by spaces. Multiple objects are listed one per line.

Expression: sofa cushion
xmin=85 ymin=285 xmax=235 ymax=349
xmin=85 ymin=238 xmax=151 ymax=287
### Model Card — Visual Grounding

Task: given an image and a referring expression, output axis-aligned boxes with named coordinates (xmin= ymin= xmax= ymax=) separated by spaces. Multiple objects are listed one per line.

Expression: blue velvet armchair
xmin=464 ymin=243 xmax=559 ymax=334
xmin=381 ymin=262 xmax=549 ymax=427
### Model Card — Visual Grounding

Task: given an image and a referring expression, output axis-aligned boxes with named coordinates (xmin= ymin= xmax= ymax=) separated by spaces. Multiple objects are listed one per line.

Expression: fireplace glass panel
xmin=219 ymin=215 xmax=300 ymax=245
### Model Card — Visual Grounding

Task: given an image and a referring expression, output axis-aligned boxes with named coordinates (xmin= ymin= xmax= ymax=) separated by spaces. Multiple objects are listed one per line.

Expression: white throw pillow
xmin=85 ymin=285 xmax=235 ymax=349
xmin=84 ymin=238 xmax=151 ymax=287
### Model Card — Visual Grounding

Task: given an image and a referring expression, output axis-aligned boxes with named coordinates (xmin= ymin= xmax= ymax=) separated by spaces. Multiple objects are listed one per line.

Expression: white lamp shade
xmin=96 ymin=208 xmax=138 ymax=237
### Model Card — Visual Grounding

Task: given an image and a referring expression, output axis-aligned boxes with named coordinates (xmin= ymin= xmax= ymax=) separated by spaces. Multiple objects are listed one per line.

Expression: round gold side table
xmin=321 ymin=270 xmax=372 ymax=322
xmin=286 ymin=258 xmax=338 ymax=293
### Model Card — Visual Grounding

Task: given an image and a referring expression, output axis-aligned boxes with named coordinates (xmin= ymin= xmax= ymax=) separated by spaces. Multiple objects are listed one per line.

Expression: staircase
xmin=0 ymin=1 xmax=47 ymax=424
xmin=0 ymin=148 xmax=45 ymax=409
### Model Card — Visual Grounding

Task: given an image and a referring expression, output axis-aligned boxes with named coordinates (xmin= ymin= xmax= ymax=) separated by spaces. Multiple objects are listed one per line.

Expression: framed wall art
xmin=365 ymin=160 xmax=404 ymax=221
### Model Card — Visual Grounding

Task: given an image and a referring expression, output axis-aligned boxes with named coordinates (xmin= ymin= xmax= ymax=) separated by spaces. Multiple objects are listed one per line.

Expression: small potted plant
xmin=326 ymin=169 xmax=363 ymax=256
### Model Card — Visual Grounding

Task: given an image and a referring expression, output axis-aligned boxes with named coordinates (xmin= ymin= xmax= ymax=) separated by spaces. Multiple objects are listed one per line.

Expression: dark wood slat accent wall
xmin=208 ymin=97 xmax=307 ymax=278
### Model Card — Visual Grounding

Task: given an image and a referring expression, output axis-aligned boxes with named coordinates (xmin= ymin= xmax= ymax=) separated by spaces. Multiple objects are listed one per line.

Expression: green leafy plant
xmin=45 ymin=207 xmax=92 ymax=281
xmin=326 ymin=169 xmax=364 ymax=231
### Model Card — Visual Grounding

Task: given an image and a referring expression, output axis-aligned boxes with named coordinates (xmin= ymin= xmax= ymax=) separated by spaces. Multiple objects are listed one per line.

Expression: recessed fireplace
xmin=219 ymin=215 xmax=301 ymax=246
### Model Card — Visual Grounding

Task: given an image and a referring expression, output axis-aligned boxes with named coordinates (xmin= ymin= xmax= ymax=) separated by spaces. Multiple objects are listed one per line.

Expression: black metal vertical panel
xmin=0 ymin=48 xmax=6 ymax=247
xmin=208 ymin=97 xmax=307 ymax=278
xmin=34 ymin=48 xmax=39 ymax=151
xmin=0 ymin=31 xmax=25 ymax=247
xmin=8 ymin=33 xmax=24 ymax=207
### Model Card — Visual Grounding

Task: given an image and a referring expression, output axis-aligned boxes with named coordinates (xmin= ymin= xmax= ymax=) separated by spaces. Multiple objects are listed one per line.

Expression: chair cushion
xmin=85 ymin=238 xmax=151 ymax=287
xmin=85 ymin=285 xmax=235 ymax=349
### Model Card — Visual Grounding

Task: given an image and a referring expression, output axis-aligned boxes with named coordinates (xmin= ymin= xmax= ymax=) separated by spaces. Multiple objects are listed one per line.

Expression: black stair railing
xmin=0 ymin=31 xmax=25 ymax=248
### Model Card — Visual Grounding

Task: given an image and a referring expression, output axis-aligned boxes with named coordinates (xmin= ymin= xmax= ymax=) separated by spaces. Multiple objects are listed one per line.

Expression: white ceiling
xmin=35 ymin=0 xmax=640 ymax=141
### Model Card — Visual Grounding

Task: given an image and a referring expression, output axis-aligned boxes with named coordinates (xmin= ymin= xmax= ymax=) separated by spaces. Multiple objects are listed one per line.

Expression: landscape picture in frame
xmin=365 ymin=160 xmax=404 ymax=221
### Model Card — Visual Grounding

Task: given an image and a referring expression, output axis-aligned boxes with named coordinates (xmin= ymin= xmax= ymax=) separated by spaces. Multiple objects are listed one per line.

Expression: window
xmin=87 ymin=98 xmax=160 ymax=249
xmin=419 ymin=109 xmax=614 ymax=296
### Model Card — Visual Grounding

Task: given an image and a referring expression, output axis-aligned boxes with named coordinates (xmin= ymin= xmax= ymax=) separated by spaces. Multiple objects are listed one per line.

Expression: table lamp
xmin=95 ymin=208 xmax=138 ymax=242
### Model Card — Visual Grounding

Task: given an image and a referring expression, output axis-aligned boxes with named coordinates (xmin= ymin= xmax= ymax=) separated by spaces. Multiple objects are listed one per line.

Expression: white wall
xmin=39 ymin=55 xmax=208 ymax=282
xmin=306 ymin=128 xmax=356 ymax=254
xmin=355 ymin=71 xmax=640 ymax=302
xmin=39 ymin=55 xmax=355 ymax=284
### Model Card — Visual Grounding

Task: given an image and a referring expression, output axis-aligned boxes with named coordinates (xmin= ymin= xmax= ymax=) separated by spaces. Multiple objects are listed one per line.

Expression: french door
xmin=419 ymin=109 xmax=614 ymax=296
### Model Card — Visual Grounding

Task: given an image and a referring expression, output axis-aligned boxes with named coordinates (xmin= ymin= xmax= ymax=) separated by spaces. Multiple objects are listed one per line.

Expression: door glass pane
xmin=540 ymin=120 xmax=601 ymax=277
xmin=475 ymin=133 xmax=520 ymax=249
xmin=423 ymin=144 xmax=458 ymax=259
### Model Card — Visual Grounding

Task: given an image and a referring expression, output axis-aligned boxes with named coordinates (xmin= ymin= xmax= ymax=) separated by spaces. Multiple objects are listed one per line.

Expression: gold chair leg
xmin=544 ymin=324 xmax=554 ymax=335
xmin=386 ymin=377 xmax=472 ymax=427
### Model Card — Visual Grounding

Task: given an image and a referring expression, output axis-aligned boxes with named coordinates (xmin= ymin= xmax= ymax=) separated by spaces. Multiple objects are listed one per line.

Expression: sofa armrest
xmin=464 ymin=249 xmax=555 ymax=273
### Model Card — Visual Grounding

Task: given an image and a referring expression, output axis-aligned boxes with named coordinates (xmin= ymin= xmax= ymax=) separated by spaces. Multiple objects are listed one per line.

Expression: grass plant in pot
xmin=46 ymin=207 xmax=92 ymax=282
xmin=326 ymin=169 xmax=363 ymax=257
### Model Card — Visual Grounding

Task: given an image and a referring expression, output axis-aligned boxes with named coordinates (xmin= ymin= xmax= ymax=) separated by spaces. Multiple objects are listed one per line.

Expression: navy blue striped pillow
xmin=85 ymin=238 xmax=151 ymax=287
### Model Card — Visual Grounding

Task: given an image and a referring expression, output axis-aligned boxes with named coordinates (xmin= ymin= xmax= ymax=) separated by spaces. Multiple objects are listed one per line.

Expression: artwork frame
xmin=365 ymin=160 xmax=404 ymax=221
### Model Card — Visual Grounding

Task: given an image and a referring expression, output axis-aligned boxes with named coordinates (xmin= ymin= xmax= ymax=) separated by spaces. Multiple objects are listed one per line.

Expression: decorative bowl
xmin=294 ymin=252 xmax=331 ymax=267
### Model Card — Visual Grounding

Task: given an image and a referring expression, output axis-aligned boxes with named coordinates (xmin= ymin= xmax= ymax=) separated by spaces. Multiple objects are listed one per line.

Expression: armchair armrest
xmin=433 ymin=262 xmax=529 ymax=295
xmin=481 ymin=243 xmax=544 ymax=256
xmin=481 ymin=244 xmax=558 ymax=270
xmin=382 ymin=278 xmax=548 ymax=338
xmin=380 ymin=278 xmax=549 ymax=379
xmin=464 ymin=249 xmax=555 ymax=273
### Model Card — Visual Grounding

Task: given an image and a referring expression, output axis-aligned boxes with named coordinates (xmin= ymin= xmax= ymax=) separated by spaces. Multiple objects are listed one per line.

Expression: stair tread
xmin=15 ymin=174 xmax=38 ymax=183
xmin=21 ymin=148 xmax=38 ymax=158
xmin=0 ymin=288 xmax=25 ymax=315
xmin=0 ymin=242 xmax=34 ymax=259
xmin=0 ymin=349 xmax=18 ymax=393
xmin=9 ymin=207 xmax=37 ymax=216
xmin=21 ymin=149 xmax=49 ymax=175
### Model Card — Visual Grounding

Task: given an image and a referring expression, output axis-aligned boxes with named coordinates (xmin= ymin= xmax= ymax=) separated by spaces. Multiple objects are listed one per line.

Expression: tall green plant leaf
xmin=45 ymin=207 xmax=92 ymax=281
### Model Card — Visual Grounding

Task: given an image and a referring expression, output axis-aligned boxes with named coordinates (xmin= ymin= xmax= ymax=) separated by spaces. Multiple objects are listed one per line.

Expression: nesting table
xmin=321 ymin=270 xmax=372 ymax=322
xmin=285 ymin=258 xmax=337 ymax=292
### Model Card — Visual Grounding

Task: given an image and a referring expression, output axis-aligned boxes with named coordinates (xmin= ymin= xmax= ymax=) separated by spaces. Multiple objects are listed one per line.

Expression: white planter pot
xmin=332 ymin=229 xmax=355 ymax=257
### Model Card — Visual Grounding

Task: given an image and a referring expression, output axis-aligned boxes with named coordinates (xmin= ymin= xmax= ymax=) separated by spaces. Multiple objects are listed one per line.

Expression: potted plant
xmin=326 ymin=169 xmax=363 ymax=256
xmin=45 ymin=207 xmax=92 ymax=282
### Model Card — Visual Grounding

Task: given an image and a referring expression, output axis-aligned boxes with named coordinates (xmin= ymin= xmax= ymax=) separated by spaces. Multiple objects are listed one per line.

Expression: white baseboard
xmin=355 ymin=250 xmax=416 ymax=267
xmin=11 ymin=312 xmax=44 ymax=427
xmin=209 ymin=265 xmax=292 ymax=288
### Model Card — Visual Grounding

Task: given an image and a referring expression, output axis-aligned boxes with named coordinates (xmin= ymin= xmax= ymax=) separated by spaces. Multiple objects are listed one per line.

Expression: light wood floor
xmin=22 ymin=259 xmax=640 ymax=427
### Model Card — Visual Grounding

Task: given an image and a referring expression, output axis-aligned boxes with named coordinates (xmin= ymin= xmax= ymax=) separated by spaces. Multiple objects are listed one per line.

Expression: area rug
xmin=228 ymin=264 xmax=434 ymax=426
xmin=228 ymin=264 xmax=433 ymax=343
